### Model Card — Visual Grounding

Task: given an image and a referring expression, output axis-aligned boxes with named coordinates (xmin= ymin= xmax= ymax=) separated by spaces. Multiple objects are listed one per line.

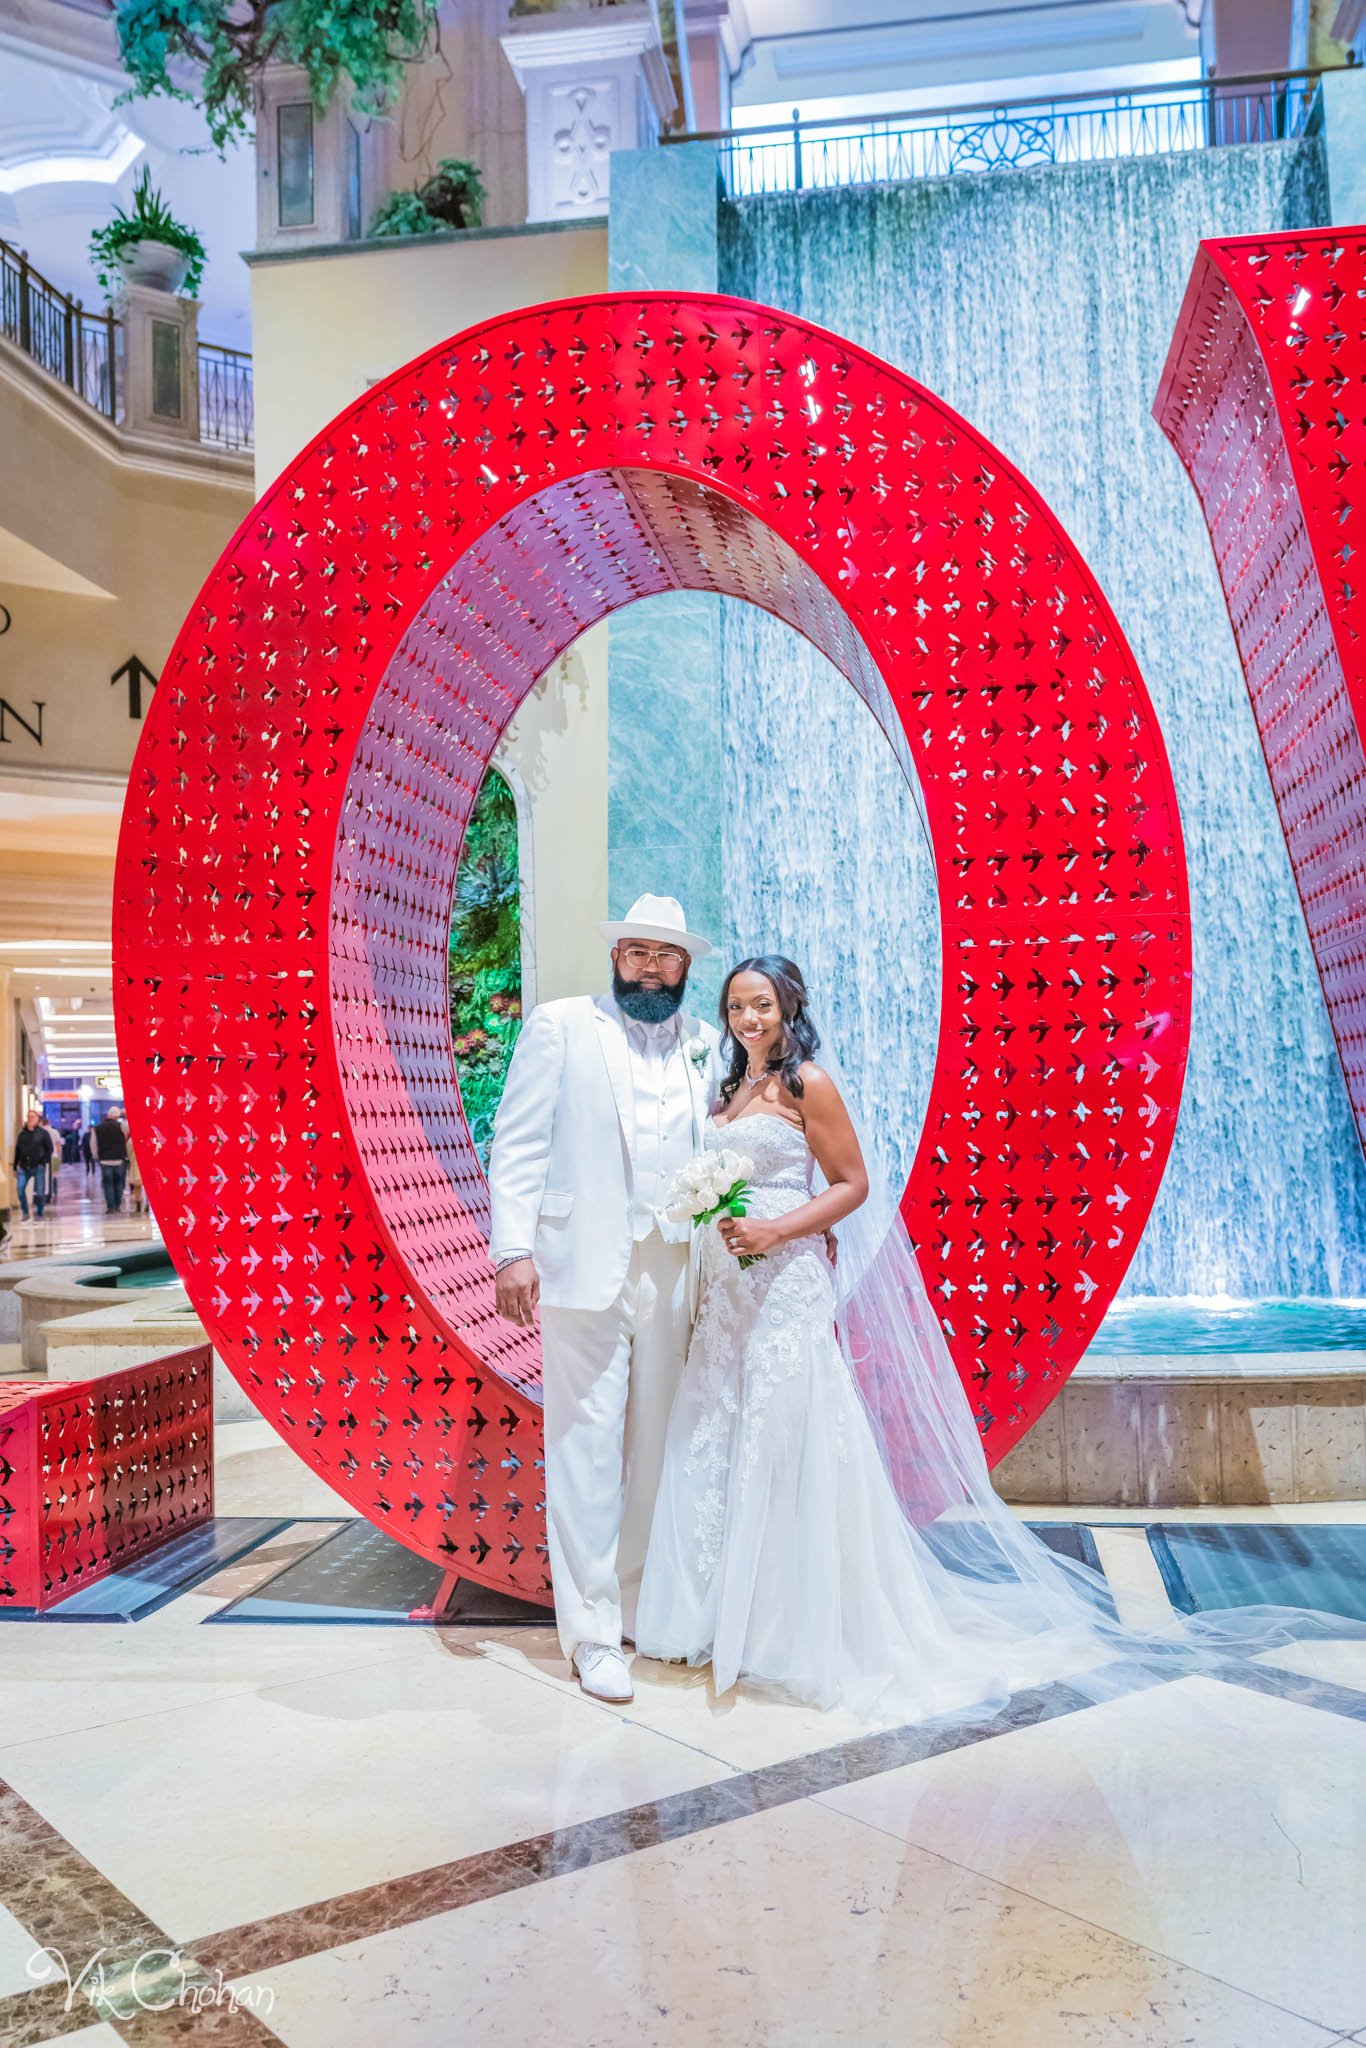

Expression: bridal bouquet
xmin=665 ymin=1148 xmax=765 ymax=1267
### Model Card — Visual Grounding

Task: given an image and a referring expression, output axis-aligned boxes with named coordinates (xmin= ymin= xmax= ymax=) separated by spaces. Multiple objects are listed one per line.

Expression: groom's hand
xmin=495 ymin=1258 xmax=540 ymax=1328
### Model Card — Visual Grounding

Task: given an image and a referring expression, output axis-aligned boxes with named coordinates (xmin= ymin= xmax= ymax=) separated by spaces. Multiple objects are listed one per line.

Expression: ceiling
xmin=730 ymin=0 xmax=1201 ymax=120
xmin=0 ymin=0 xmax=1206 ymax=344
xmin=0 ymin=15 xmax=254 ymax=348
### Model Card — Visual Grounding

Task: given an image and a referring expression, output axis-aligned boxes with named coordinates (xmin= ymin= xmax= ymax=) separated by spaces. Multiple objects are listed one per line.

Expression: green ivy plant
xmin=449 ymin=769 xmax=521 ymax=1163
xmin=88 ymin=167 xmax=208 ymax=299
xmin=369 ymin=158 xmax=486 ymax=237
xmin=112 ymin=0 xmax=440 ymax=154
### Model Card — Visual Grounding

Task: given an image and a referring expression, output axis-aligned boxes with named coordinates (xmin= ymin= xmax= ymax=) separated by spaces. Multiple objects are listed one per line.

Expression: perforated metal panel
xmin=0 ymin=1350 xmax=213 ymax=1611
xmin=1157 ymin=229 xmax=1366 ymax=1154
xmin=115 ymin=295 xmax=1191 ymax=1601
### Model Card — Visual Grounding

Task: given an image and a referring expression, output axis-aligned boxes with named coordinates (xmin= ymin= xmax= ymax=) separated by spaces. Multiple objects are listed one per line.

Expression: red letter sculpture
xmin=115 ymin=295 xmax=1191 ymax=1602
xmin=1158 ymin=227 xmax=1366 ymax=1152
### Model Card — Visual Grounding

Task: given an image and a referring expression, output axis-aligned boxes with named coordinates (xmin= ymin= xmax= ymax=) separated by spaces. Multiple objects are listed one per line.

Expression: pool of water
xmin=1095 ymin=1299 xmax=1366 ymax=1354
xmin=115 ymin=1264 xmax=179 ymax=1291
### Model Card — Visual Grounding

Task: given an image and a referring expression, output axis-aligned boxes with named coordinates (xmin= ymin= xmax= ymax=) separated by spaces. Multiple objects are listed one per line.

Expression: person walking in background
xmin=82 ymin=1123 xmax=97 ymax=1179
xmin=125 ymin=1129 xmax=145 ymax=1215
xmin=93 ymin=1106 xmax=129 ymax=1214
xmin=13 ymin=1109 xmax=53 ymax=1222
xmin=44 ymin=1118 xmax=60 ymax=1209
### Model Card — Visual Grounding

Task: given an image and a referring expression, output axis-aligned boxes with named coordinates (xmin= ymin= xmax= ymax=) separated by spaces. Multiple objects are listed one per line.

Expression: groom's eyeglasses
xmin=620 ymin=944 xmax=687 ymax=972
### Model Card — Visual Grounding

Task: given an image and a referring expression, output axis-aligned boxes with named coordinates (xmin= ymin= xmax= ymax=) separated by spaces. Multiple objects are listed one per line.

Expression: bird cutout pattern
xmin=1157 ymin=228 xmax=1366 ymax=1151
xmin=0 ymin=1349 xmax=213 ymax=1610
xmin=115 ymin=294 xmax=1191 ymax=1603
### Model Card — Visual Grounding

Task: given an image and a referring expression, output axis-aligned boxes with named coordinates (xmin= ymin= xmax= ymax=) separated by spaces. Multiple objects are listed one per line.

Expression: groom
xmin=488 ymin=895 xmax=721 ymax=1702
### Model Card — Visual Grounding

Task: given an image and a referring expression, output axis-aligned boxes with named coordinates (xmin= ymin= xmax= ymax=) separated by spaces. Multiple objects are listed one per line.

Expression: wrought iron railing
xmin=198 ymin=341 xmax=254 ymax=451
xmin=682 ymin=68 xmax=1326 ymax=198
xmin=0 ymin=239 xmax=116 ymax=417
xmin=0 ymin=235 xmax=255 ymax=453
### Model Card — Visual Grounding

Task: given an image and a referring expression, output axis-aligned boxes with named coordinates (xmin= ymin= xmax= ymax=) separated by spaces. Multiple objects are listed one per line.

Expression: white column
xmin=254 ymin=64 xmax=383 ymax=251
xmin=0 ymin=965 xmax=15 ymax=1218
xmin=682 ymin=0 xmax=748 ymax=134
xmin=114 ymin=282 xmax=199 ymax=444
xmin=500 ymin=3 xmax=678 ymax=223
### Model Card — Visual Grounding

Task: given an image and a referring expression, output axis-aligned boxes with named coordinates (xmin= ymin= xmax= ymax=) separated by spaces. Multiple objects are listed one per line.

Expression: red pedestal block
xmin=1157 ymin=228 xmax=1366 ymax=1152
xmin=0 ymin=1347 xmax=214 ymax=1612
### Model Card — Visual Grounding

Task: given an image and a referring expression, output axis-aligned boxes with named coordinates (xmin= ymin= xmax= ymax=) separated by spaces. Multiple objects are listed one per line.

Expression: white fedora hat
xmin=600 ymin=892 xmax=714 ymax=959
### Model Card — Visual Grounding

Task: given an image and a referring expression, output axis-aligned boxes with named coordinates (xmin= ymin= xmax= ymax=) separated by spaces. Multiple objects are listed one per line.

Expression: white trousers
xmin=539 ymin=1228 xmax=691 ymax=1659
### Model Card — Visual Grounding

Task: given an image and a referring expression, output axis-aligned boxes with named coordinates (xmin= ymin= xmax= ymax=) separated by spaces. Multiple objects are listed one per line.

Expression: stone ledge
xmin=995 ymin=1361 xmax=1366 ymax=1508
xmin=40 ymin=1290 xmax=253 ymax=1421
xmin=1076 ymin=1348 xmax=1366 ymax=1382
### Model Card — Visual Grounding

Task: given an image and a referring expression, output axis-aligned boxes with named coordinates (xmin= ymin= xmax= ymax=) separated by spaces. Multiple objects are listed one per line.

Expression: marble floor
xmin=0 ymin=1173 xmax=158 ymax=1269
xmin=0 ymin=1410 xmax=1360 ymax=2047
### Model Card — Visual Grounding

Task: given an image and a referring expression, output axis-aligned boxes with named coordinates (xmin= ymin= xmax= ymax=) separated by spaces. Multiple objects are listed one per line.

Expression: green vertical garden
xmin=449 ymin=770 xmax=522 ymax=1162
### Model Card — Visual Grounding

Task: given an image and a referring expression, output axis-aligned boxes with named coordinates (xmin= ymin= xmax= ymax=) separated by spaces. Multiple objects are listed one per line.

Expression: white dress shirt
xmin=620 ymin=1006 xmax=697 ymax=1241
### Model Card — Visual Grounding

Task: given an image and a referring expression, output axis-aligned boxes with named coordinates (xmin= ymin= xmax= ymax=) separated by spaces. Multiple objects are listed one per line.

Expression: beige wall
xmin=249 ymin=221 xmax=607 ymax=490
xmin=0 ymin=344 xmax=254 ymax=785
xmin=0 ymin=346 xmax=254 ymax=1193
xmin=250 ymin=222 xmax=613 ymax=1003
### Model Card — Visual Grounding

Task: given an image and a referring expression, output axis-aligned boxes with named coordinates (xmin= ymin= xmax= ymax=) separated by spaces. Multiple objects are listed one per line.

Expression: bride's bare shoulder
xmin=797 ymin=1060 xmax=838 ymax=1098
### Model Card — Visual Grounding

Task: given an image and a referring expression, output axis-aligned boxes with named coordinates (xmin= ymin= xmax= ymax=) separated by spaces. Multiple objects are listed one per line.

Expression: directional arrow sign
xmin=111 ymin=655 xmax=159 ymax=719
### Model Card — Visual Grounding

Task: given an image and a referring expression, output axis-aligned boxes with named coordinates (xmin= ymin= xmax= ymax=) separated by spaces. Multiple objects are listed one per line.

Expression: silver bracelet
xmin=493 ymin=1249 xmax=533 ymax=1273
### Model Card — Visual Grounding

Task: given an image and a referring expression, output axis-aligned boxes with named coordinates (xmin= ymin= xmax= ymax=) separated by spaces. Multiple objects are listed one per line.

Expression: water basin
xmin=1095 ymin=1298 xmax=1366 ymax=1355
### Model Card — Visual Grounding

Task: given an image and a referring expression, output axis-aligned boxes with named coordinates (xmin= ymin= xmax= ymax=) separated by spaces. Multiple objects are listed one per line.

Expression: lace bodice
xmin=705 ymin=1110 xmax=813 ymax=1199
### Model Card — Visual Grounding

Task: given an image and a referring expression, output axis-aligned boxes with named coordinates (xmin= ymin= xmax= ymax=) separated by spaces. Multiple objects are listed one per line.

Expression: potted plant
xmin=369 ymin=158 xmax=486 ymax=238
xmin=89 ymin=168 xmax=207 ymax=299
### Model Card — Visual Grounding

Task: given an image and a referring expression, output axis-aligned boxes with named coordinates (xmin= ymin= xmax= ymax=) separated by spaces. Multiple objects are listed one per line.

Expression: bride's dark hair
xmin=718 ymin=955 xmax=821 ymax=1107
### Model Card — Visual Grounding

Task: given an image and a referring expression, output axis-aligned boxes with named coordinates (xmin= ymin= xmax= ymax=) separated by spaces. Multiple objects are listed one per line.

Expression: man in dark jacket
xmin=13 ymin=1110 xmax=54 ymax=1221
xmin=93 ymin=1107 xmax=129 ymax=1214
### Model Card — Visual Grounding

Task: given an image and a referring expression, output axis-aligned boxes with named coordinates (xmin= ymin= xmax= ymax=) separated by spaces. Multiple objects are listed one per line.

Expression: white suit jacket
xmin=488 ymin=993 xmax=722 ymax=1315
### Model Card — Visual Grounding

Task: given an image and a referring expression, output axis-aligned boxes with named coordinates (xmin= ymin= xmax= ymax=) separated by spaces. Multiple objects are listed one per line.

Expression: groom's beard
xmin=613 ymin=965 xmax=687 ymax=1024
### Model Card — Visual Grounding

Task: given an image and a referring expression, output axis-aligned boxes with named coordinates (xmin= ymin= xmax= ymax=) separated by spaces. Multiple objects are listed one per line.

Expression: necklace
xmin=743 ymin=1063 xmax=771 ymax=1089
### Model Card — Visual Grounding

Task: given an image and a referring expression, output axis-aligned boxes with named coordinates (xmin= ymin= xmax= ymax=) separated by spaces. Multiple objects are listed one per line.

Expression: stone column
xmin=1202 ymin=0 xmax=1306 ymax=71
xmin=500 ymin=2 xmax=678 ymax=224
xmin=0 ymin=967 xmax=17 ymax=1220
xmin=682 ymin=0 xmax=745 ymax=133
xmin=606 ymin=143 xmax=724 ymax=1008
xmin=115 ymin=283 xmax=199 ymax=443
xmin=254 ymin=65 xmax=383 ymax=250
xmin=1323 ymin=64 xmax=1366 ymax=220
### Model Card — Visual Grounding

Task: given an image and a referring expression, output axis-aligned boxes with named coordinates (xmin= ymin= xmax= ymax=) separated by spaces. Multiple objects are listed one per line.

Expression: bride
xmin=634 ymin=954 xmax=1364 ymax=1722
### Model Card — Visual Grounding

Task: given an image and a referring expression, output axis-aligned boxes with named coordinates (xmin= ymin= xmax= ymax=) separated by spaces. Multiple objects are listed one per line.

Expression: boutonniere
xmin=686 ymin=1038 xmax=710 ymax=1075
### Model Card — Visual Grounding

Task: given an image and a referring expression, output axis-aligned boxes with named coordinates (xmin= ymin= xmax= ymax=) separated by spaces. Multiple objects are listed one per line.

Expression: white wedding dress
xmin=635 ymin=1110 xmax=1125 ymax=1721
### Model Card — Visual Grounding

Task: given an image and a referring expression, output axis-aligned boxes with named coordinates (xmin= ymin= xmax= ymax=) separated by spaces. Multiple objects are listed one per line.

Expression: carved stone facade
xmin=501 ymin=5 xmax=677 ymax=222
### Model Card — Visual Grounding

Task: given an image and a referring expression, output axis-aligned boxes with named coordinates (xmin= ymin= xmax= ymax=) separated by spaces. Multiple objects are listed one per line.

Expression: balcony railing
xmin=198 ymin=340 xmax=254 ymax=451
xmin=679 ymin=68 xmax=1326 ymax=199
xmin=0 ymin=235 xmax=254 ymax=453
xmin=0 ymin=240 xmax=116 ymax=418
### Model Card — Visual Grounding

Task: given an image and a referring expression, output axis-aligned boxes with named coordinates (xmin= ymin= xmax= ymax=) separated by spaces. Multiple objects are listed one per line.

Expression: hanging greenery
xmin=449 ymin=770 xmax=522 ymax=1163
xmin=369 ymin=158 xmax=486 ymax=237
xmin=112 ymin=0 xmax=440 ymax=153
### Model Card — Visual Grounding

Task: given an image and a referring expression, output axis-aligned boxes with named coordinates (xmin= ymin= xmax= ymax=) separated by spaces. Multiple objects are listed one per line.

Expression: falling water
xmin=718 ymin=138 xmax=1366 ymax=1299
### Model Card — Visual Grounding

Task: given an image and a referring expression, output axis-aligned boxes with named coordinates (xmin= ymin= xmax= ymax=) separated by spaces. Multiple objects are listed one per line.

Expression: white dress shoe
xmin=572 ymin=1641 xmax=634 ymax=1702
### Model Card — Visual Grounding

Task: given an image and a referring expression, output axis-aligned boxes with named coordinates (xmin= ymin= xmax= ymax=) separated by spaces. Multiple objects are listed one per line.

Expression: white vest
xmin=488 ymin=993 xmax=723 ymax=1314
xmin=621 ymin=1011 xmax=697 ymax=1240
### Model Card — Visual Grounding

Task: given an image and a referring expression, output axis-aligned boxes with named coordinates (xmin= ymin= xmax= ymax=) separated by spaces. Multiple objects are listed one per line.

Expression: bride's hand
xmin=717 ymin=1214 xmax=782 ymax=1259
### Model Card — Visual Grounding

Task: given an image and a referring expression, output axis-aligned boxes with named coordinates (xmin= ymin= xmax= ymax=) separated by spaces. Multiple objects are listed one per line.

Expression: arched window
xmin=448 ymin=767 xmax=522 ymax=1162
